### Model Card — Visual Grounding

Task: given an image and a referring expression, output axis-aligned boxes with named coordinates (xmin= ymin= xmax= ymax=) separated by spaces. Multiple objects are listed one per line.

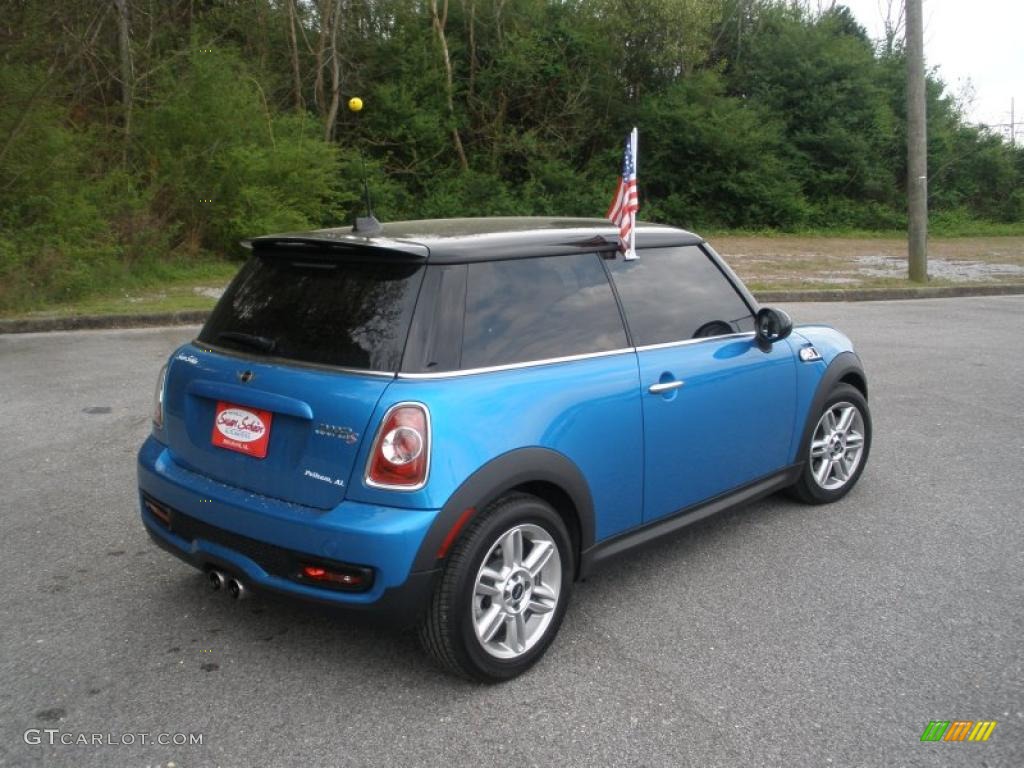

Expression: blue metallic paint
xmin=160 ymin=344 xmax=392 ymax=510
xmin=350 ymin=352 xmax=645 ymax=541
xmin=137 ymin=436 xmax=438 ymax=603
xmin=786 ymin=325 xmax=858 ymax=462
xmin=138 ymin=321 xmax=859 ymax=611
xmin=634 ymin=335 xmax=797 ymax=521
xmin=792 ymin=325 xmax=857 ymax=365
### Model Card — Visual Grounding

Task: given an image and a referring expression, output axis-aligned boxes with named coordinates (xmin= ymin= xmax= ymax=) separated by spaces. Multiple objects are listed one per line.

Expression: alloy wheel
xmin=471 ymin=524 xmax=562 ymax=660
xmin=809 ymin=401 xmax=866 ymax=491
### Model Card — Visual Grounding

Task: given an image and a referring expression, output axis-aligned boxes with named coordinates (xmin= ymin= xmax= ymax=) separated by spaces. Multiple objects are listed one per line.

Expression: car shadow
xmin=138 ymin=491 xmax=819 ymax=684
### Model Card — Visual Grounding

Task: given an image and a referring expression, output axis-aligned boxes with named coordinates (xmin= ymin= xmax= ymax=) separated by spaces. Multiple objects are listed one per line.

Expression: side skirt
xmin=578 ymin=464 xmax=803 ymax=578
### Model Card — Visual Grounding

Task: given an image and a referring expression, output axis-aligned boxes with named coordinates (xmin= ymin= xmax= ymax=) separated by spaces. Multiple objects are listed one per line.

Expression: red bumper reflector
xmin=436 ymin=507 xmax=476 ymax=559
xmin=301 ymin=564 xmax=364 ymax=587
xmin=144 ymin=499 xmax=171 ymax=527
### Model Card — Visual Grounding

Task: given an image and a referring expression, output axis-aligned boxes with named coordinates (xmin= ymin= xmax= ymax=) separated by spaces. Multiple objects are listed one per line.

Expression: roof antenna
xmin=348 ymin=96 xmax=382 ymax=236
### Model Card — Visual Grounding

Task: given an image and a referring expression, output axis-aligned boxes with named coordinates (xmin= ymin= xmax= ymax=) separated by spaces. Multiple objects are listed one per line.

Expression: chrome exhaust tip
xmin=227 ymin=578 xmax=247 ymax=601
xmin=208 ymin=570 xmax=227 ymax=591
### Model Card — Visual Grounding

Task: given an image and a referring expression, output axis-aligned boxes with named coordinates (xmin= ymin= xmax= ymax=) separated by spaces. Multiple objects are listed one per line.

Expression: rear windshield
xmin=198 ymin=251 xmax=424 ymax=371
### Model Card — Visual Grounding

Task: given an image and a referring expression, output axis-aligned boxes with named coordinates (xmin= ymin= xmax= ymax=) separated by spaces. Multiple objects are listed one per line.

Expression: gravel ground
xmin=714 ymin=235 xmax=1024 ymax=288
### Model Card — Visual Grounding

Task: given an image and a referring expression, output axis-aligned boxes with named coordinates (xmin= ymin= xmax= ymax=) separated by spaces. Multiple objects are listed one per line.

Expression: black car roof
xmin=246 ymin=217 xmax=704 ymax=263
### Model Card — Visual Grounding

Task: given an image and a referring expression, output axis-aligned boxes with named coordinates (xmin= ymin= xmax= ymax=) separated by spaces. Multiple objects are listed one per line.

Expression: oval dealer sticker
xmin=211 ymin=402 xmax=273 ymax=458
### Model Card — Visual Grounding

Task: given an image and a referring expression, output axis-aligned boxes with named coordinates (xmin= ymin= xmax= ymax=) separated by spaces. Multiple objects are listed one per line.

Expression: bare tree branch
xmin=113 ymin=0 xmax=135 ymax=165
xmin=0 ymin=5 xmax=112 ymax=167
xmin=287 ymin=0 xmax=304 ymax=111
xmin=430 ymin=0 xmax=469 ymax=170
xmin=323 ymin=0 xmax=343 ymax=141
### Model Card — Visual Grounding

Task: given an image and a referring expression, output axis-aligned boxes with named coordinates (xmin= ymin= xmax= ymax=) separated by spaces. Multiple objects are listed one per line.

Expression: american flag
xmin=606 ymin=127 xmax=639 ymax=260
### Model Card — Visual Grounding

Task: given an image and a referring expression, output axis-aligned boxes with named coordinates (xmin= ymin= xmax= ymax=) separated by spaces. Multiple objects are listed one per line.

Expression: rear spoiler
xmin=242 ymin=234 xmax=429 ymax=260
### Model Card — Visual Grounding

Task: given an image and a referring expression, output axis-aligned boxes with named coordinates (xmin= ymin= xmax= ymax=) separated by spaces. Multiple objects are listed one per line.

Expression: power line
xmin=974 ymin=98 xmax=1019 ymax=146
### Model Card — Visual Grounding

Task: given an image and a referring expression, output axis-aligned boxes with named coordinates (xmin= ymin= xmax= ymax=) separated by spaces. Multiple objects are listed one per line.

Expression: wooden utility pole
xmin=906 ymin=0 xmax=928 ymax=282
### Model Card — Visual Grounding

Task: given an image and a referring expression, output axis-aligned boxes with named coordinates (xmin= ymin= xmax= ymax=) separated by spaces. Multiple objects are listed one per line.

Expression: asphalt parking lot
xmin=1 ymin=295 xmax=1021 ymax=767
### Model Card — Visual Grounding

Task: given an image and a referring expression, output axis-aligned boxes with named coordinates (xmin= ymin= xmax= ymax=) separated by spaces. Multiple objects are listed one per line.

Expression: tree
xmin=429 ymin=0 xmax=469 ymax=170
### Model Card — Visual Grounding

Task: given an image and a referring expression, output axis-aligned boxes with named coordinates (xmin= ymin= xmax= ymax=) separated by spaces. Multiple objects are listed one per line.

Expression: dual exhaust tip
xmin=208 ymin=569 xmax=247 ymax=600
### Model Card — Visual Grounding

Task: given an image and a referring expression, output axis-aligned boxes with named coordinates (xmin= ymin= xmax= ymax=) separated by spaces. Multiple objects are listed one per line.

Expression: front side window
xmin=606 ymin=246 xmax=753 ymax=346
xmin=461 ymin=253 xmax=628 ymax=369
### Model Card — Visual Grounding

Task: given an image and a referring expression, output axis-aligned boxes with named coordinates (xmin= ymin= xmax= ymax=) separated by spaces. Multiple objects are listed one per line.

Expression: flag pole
xmin=606 ymin=126 xmax=639 ymax=260
xmin=626 ymin=127 xmax=638 ymax=260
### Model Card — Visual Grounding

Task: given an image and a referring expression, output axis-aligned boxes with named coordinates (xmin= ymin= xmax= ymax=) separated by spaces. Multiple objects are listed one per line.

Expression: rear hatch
xmin=161 ymin=242 xmax=425 ymax=509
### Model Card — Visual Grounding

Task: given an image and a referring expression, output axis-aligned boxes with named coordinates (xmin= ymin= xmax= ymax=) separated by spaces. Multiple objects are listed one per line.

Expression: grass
xmin=2 ymin=260 xmax=240 ymax=319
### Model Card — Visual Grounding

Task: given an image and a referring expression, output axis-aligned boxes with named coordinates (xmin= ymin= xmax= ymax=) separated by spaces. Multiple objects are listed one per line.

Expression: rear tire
xmin=418 ymin=493 xmax=573 ymax=682
xmin=789 ymin=383 xmax=872 ymax=504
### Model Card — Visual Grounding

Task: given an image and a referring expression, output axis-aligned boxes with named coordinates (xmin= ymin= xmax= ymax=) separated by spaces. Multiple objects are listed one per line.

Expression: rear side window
xmin=199 ymin=252 xmax=424 ymax=371
xmin=606 ymin=246 xmax=753 ymax=345
xmin=460 ymin=253 xmax=627 ymax=369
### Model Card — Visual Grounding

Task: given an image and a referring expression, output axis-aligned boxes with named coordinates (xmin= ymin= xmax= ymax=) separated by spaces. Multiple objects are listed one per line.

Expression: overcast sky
xmin=838 ymin=0 xmax=1021 ymax=130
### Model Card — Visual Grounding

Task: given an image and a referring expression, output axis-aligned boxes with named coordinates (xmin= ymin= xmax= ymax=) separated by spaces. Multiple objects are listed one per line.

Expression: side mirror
xmin=755 ymin=307 xmax=793 ymax=346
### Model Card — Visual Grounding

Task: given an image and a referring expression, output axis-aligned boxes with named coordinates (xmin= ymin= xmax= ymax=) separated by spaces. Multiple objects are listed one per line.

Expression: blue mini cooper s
xmin=138 ymin=218 xmax=871 ymax=680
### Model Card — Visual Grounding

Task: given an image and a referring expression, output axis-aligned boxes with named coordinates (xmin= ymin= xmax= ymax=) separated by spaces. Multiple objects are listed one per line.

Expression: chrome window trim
xmin=198 ymin=331 xmax=756 ymax=381
xmin=633 ymin=332 xmax=755 ymax=353
xmin=397 ymin=347 xmax=636 ymax=379
xmin=396 ymin=332 xmax=757 ymax=380
xmin=364 ymin=401 xmax=432 ymax=492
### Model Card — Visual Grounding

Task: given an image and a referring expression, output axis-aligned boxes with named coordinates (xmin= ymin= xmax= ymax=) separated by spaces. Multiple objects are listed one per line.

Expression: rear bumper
xmin=137 ymin=436 xmax=440 ymax=625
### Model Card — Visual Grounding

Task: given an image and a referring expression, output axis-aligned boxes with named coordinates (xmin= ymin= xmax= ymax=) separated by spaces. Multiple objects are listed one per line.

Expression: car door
xmin=605 ymin=245 xmax=796 ymax=523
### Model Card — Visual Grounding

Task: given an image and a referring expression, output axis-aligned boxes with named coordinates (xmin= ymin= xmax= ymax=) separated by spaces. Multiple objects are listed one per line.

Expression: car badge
xmin=315 ymin=424 xmax=359 ymax=444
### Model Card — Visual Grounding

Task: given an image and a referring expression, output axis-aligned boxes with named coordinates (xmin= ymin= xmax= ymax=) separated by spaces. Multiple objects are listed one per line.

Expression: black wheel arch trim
xmin=796 ymin=351 xmax=868 ymax=464
xmin=410 ymin=447 xmax=595 ymax=573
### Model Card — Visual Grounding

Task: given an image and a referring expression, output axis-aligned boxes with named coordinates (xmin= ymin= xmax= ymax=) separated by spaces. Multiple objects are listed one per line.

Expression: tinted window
xmin=402 ymin=264 xmax=468 ymax=373
xmin=461 ymin=254 xmax=627 ymax=369
xmin=199 ymin=252 xmax=424 ymax=371
xmin=606 ymin=246 xmax=753 ymax=345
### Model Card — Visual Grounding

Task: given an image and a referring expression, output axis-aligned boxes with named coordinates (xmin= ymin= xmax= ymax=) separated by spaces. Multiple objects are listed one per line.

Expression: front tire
xmin=418 ymin=493 xmax=573 ymax=682
xmin=789 ymin=383 xmax=872 ymax=504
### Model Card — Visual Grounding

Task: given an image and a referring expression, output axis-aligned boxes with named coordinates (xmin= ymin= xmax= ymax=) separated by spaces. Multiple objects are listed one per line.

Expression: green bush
xmin=637 ymin=74 xmax=808 ymax=230
xmin=138 ymin=45 xmax=350 ymax=256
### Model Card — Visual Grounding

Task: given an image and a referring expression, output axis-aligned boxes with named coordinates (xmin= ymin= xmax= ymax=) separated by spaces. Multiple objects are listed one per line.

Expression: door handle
xmin=648 ymin=380 xmax=684 ymax=394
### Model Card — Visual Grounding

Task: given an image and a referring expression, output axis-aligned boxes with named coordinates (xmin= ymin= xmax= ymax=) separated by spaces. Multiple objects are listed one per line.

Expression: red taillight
xmin=365 ymin=403 xmax=430 ymax=490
